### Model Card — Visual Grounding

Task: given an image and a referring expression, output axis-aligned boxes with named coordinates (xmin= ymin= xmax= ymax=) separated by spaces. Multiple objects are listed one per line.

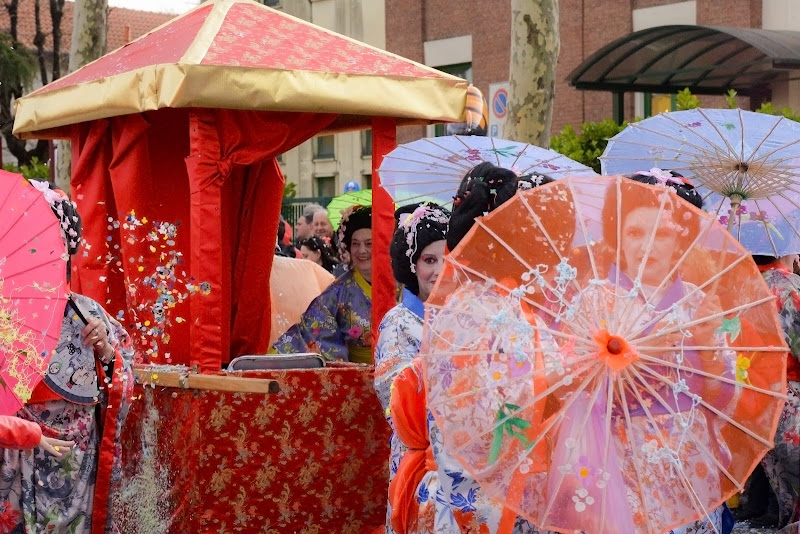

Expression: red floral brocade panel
xmin=112 ymin=363 xmax=390 ymax=533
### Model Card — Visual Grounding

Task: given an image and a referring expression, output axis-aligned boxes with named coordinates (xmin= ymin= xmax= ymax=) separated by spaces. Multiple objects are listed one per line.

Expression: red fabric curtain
xmin=371 ymin=117 xmax=397 ymax=359
xmin=70 ymin=119 xmax=122 ymax=305
xmin=71 ymin=109 xmax=336 ymax=371
xmin=185 ymin=109 xmax=337 ymax=370
xmin=72 ymin=111 xmax=193 ymax=364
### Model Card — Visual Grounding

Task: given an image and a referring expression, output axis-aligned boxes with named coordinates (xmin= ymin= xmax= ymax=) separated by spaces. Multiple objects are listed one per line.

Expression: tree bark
xmin=502 ymin=0 xmax=560 ymax=147
xmin=33 ymin=0 xmax=49 ymax=85
xmin=4 ymin=0 xmax=19 ymax=41
xmin=50 ymin=0 xmax=66 ymax=80
xmin=56 ymin=0 xmax=108 ymax=191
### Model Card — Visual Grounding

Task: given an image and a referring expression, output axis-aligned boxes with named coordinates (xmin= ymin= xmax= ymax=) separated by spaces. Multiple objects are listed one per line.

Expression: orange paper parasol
xmin=420 ymin=175 xmax=788 ymax=534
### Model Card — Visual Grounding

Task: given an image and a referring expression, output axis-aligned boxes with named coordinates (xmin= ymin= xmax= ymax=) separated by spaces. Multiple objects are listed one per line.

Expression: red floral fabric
xmin=112 ymin=364 xmax=390 ymax=533
xmin=203 ymin=4 xmax=440 ymax=78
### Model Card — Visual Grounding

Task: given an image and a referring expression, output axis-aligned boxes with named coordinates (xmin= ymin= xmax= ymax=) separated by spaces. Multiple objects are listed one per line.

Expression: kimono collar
xmin=608 ymin=265 xmax=686 ymax=312
xmin=757 ymin=262 xmax=792 ymax=276
xmin=354 ymin=269 xmax=372 ymax=299
xmin=401 ymin=288 xmax=425 ymax=320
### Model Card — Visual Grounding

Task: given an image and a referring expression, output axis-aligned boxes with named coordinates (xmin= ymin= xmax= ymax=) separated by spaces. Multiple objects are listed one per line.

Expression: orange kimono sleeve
xmin=388 ymin=360 xmax=436 ymax=534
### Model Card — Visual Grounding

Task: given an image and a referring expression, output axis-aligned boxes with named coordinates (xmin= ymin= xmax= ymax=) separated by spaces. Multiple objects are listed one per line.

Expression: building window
xmin=315 ymin=135 xmax=335 ymax=159
xmin=437 ymin=62 xmax=472 ymax=84
xmin=364 ymin=174 xmax=372 ymax=189
xmin=361 ymin=130 xmax=372 ymax=157
xmin=276 ymin=152 xmax=284 ymax=164
xmin=434 ymin=63 xmax=473 ymax=136
xmin=261 ymin=0 xmax=281 ymax=7
xmin=314 ymin=176 xmax=336 ymax=197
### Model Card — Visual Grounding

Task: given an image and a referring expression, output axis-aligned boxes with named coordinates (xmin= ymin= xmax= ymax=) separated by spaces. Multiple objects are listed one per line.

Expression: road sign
xmin=492 ymin=89 xmax=508 ymax=119
xmin=488 ymin=82 xmax=510 ymax=137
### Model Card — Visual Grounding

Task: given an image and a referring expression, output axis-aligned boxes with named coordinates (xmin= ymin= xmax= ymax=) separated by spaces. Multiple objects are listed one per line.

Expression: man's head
xmin=312 ymin=209 xmax=334 ymax=238
xmin=295 ymin=203 xmax=323 ymax=241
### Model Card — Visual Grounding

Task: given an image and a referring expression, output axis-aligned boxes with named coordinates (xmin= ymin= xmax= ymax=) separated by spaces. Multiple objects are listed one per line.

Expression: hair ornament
xmin=399 ymin=204 xmax=449 ymax=273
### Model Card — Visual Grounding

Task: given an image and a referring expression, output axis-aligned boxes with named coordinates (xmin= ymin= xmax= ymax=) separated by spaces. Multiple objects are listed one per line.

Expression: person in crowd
xmin=276 ymin=215 xmax=299 ymax=258
xmin=562 ymin=170 xmax=733 ymax=534
xmin=0 ymin=180 xmax=134 ymax=533
xmin=299 ymin=235 xmax=341 ymax=274
xmin=387 ymin=163 xmax=557 ymax=534
xmin=750 ymin=253 xmax=800 ymax=529
xmin=271 ymin=206 xmax=373 ymax=363
xmin=312 ymin=209 xmax=335 ymax=240
xmin=343 ymin=181 xmax=361 ymax=193
xmin=0 ymin=416 xmax=73 ymax=457
xmin=373 ymin=202 xmax=450 ymax=533
xmin=294 ymin=203 xmax=324 ymax=246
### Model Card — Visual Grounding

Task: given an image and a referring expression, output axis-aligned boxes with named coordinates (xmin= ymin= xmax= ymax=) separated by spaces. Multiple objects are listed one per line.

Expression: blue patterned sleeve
xmin=271 ymin=281 xmax=349 ymax=361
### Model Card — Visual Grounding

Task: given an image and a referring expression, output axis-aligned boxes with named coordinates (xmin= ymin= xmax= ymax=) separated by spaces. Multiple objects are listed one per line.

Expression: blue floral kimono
xmin=271 ymin=269 xmax=373 ymax=363
xmin=0 ymin=294 xmax=134 ymax=534
xmin=378 ymin=289 xmax=546 ymax=534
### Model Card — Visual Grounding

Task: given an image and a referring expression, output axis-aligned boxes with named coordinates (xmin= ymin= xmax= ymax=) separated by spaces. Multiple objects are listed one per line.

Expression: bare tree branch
xmin=3 ymin=0 xmax=19 ymax=41
xmin=32 ymin=0 xmax=49 ymax=85
xmin=50 ymin=0 xmax=65 ymax=80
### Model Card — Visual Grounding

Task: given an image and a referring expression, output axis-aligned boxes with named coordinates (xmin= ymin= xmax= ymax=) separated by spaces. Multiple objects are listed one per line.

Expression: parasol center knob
xmin=607 ymin=337 xmax=625 ymax=355
xmin=733 ymin=162 xmax=749 ymax=173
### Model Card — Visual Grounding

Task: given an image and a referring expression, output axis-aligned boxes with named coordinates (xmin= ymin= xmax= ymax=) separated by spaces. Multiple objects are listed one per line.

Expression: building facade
xmin=385 ymin=0 xmax=800 ymax=143
xmin=276 ymin=0 xmax=386 ymax=198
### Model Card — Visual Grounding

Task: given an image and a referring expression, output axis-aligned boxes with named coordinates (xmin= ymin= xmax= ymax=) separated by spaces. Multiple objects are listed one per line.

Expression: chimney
xmin=124 ymin=25 xmax=131 ymax=43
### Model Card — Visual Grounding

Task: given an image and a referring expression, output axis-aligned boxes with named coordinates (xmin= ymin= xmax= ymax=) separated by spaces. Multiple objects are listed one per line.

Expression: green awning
xmin=569 ymin=25 xmax=800 ymax=95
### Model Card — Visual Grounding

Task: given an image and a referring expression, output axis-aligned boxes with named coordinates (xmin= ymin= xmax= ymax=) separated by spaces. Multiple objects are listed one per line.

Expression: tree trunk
xmin=1 ymin=0 xmax=49 ymax=166
xmin=502 ymin=0 xmax=560 ymax=147
xmin=68 ymin=0 xmax=106 ymax=72
xmin=50 ymin=0 xmax=66 ymax=81
xmin=32 ymin=0 xmax=49 ymax=85
xmin=56 ymin=0 xmax=107 ymax=191
xmin=5 ymin=0 xmax=19 ymax=41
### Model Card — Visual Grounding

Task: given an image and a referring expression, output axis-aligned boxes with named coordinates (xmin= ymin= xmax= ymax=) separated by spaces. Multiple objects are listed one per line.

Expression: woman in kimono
xmin=272 ymin=206 xmax=373 ymax=363
xmin=0 ymin=181 xmax=134 ymax=534
xmin=560 ymin=171 xmax=733 ymax=534
xmin=754 ymin=253 xmax=800 ymax=529
xmin=373 ymin=202 xmax=450 ymax=534
xmin=390 ymin=163 xmax=557 ymax=534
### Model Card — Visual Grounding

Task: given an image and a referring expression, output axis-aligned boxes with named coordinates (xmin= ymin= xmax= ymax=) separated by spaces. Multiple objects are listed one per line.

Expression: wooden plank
xmin=133 ymin=369 xmax=280 ymax=394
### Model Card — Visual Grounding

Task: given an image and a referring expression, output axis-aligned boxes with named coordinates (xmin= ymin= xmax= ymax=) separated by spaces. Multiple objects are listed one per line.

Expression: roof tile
xmin=1 ymin=1 xmax=174 ymax=56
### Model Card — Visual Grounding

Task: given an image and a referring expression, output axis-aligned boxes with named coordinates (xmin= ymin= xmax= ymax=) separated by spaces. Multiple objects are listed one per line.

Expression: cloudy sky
xmin=108 ymin=0 xmax=200 ymax=14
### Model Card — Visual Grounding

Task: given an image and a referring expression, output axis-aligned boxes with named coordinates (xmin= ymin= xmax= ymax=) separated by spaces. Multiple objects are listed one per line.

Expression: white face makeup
xmin=415 ymin=240 xmax=446 ymax=302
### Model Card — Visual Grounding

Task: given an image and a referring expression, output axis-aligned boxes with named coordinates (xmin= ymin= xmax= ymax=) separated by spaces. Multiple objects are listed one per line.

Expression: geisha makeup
xmin=415 ymin=240 xmax=446 ymax=302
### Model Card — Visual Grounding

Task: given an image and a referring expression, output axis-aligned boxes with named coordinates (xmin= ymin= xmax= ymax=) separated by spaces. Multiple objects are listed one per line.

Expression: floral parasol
xmin=601 ymin=108 xmax=800 ymax=257
xmin=420 ymin=175 xmax=788 ymax=533
xmin=0 ymin=172 xmax=69 ymax=413
xmin=378 ymin=135 xmax=597 ymax=208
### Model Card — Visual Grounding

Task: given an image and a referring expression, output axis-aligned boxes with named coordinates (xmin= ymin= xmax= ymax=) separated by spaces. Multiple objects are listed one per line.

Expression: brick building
xmin=385 ymin=0 xmax=800 ymax=140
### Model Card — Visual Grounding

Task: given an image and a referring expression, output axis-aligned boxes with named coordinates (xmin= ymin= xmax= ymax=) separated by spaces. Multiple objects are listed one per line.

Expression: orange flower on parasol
xmin=420 ymin=175 xmax=788 ymax=534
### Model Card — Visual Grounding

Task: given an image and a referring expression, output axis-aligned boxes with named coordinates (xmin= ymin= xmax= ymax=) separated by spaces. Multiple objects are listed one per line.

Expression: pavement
xmin=732 ymin=522 xmax=794 ymax=534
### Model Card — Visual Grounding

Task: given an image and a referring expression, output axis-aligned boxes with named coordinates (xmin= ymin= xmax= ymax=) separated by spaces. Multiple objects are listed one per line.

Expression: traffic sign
xmin=492 ymin=88 xmax=508 ymax=119
xmin=488 ymin=82 xmax=510 ymax=136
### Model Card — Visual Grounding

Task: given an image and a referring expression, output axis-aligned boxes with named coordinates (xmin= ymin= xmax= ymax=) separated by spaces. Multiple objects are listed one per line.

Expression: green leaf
xmin=715 ymin=316 xmax=742 ymax=342
xmin=489 ymin=424 xmax=504 ymax=465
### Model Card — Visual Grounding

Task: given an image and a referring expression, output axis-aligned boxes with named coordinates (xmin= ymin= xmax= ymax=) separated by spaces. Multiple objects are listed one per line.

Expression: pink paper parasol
xmin=0 ymin=171 xmax=69 ymax=414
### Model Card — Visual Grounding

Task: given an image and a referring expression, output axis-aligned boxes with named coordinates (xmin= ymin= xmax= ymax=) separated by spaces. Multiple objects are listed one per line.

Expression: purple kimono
xmin=271 ymin=269 xmax=372 ymax=363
